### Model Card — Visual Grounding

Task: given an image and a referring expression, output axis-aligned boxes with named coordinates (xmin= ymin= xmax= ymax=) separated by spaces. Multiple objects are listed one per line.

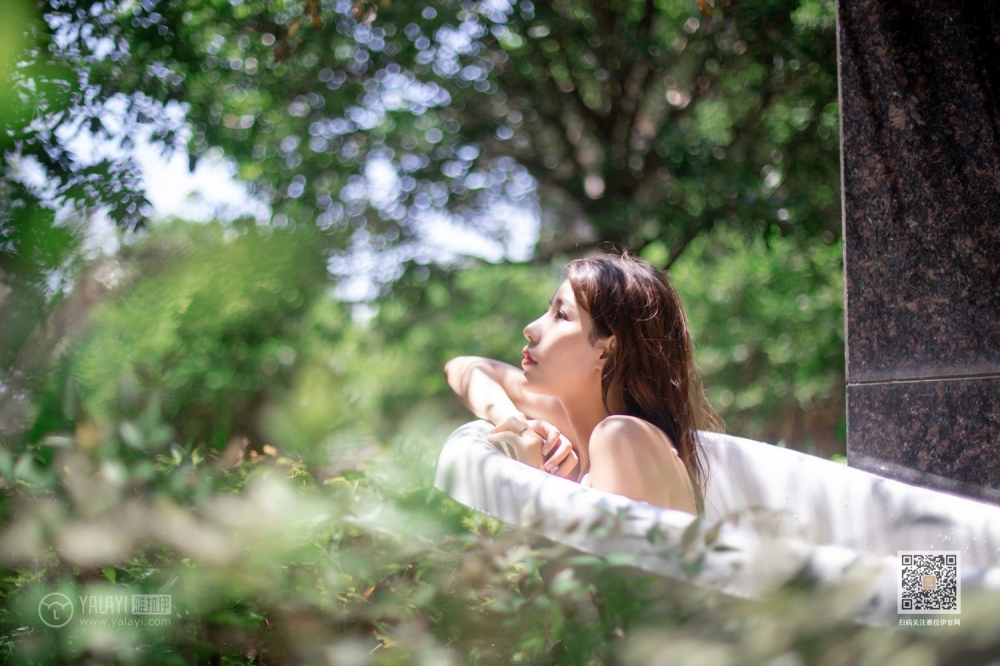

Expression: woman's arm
xmin=443 ymin=356 xmax=525 ymax=425
xmin=443 ymin=356 xmax=570 ymax=433
xmin=444 ymin=356 xmax=579 ymax=477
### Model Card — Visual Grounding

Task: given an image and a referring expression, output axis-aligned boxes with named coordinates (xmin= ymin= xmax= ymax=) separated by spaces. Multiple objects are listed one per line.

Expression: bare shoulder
xmin=590 ymin=415 xmax=674 ymax=453
xmin=588 ymin=415 xmax=694 ymax=513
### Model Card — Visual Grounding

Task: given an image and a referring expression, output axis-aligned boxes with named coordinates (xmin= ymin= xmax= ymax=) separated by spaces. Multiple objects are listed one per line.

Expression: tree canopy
xmin=4 ymin=0 xmax=838 ymax=283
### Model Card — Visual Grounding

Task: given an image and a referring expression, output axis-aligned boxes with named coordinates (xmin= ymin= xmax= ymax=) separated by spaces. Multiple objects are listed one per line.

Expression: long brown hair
xmin=566 ymin=251 xmax=722 ymax=516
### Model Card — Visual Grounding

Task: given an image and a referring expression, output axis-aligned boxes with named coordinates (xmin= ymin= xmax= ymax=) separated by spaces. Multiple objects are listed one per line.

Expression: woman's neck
xmin=558 ymin=383 xmax=610 ymax=476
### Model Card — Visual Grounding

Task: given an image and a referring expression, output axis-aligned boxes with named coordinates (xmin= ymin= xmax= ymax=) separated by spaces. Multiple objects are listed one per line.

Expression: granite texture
xmin=839 ymin=0 xmax=1000 ymax=383
xmin=839 ymin=0 xmax=1000 ymax=501
xmin=848 ymin=378 xmax=1000 ymax=503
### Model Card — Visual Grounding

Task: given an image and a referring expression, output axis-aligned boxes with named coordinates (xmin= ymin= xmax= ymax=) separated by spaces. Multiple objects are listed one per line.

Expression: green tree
xmin=6 ymin=0 xmax=838 ymax=286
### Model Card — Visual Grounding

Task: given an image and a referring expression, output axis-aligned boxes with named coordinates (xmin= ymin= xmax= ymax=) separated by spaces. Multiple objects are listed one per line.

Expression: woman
xmin=444 ymin=252 xmax=720 ymax=516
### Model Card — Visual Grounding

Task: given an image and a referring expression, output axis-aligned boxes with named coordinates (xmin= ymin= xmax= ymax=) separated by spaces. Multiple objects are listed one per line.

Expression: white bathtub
xmin=434 ymin=420 xmax=1000 ymax=625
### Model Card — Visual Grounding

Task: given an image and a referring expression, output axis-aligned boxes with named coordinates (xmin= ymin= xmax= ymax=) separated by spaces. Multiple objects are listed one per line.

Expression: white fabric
xmin=697 ymin=430 xmax=1000 ymax=566
xmin=434 ymin=421 xmax=1000 ymax=625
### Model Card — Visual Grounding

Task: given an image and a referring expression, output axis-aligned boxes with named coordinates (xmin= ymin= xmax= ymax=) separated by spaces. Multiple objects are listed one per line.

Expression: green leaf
xmin=119 ymin=422 xmax=144 ymax=450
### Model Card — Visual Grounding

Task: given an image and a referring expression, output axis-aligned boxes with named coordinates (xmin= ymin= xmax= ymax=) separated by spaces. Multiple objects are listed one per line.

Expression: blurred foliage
xmin=667 ymin=226 xmax=845 ymax=453
xmin=25 ymin=224 xmax=327 ymax=472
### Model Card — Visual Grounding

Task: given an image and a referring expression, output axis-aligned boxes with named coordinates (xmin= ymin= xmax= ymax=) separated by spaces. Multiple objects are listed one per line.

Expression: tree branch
xmin=532 ymin=43 xmax=613 ymax=141
xmin=608 ymin=0 xmax=657 ymax=167
xmin=664 ymin=217 xmax=710 ymax=270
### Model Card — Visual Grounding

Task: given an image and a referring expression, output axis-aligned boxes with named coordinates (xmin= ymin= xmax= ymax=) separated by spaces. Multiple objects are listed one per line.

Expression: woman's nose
xmin=523 ymin=319 xmax=538 ymax=343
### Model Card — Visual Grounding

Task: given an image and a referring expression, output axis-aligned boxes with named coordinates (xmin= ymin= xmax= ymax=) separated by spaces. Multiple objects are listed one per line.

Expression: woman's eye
xmin=555 ymin=310 xmax=567 ymax=320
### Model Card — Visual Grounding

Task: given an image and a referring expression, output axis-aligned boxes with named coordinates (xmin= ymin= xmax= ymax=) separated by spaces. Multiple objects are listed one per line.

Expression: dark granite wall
xmin=838 ymin=0 xmax=1000 ymax=502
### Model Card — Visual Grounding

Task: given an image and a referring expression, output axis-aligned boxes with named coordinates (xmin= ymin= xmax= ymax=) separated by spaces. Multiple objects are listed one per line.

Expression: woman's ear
xmin=597 ymin=335 xmax=617 ymax=361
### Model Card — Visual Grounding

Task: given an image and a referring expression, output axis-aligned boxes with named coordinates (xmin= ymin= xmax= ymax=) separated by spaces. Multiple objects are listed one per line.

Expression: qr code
xmin=898 ymin=551 xmax=960 ymax=614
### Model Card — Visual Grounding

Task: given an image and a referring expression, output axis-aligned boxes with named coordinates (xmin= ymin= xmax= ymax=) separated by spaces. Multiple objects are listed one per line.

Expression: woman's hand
xmin=531 ymin=419 xmax=579 ymax=479
xmin=487 ymin=417 xmax=579 ymax=479
xmin=487 ymin=417 xmax=544 ymax=469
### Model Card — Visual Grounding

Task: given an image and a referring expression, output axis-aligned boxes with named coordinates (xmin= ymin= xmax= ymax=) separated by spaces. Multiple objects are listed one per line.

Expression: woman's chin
xmin=522 ymin=373 xmax=552 ymax=394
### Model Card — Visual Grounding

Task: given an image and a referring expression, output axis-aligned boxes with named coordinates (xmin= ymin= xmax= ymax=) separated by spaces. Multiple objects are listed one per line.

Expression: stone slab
xmin=838 ymin=0 xmax=1000 ymax=384
xmin=847 ymin=377 xmax=1000 ymax=503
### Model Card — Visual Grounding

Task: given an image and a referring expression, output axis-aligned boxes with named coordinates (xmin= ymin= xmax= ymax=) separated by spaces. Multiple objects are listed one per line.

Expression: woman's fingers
xmin=552 ymin=450 xmax=579 ymax=479
xmin=532 ymin=421 xmax=561 ymax=455
xmin=490 ymin=416 xmax=529 ymax=436
xmin=520 ymin=418 xmax=563 ymax=456
xmin=523 ymin=420 xmax=579 ymax=477
xmin=487 ymin=427 xmax=544 ymax=468
xmin=543 ymin=436 xmax=570 ymax=470
xmin=487 ymin=431 xmax=524 ymax=446
xmin=489 ymin=426 xmax=577 ymax=477
xmin=543 ymin=435 xmax=577 ymax=475
xmin=486 ymin=431 xmax=522 ymax=460
xmin=489 ymin=418 xmax=576 ymax=475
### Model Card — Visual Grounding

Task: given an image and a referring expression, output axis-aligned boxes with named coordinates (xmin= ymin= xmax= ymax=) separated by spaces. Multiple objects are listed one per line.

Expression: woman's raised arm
xmin=443 ymin=356 xmax=570 ymax=434
xmin=444 ymin=356 xmax=524 ymax=424
xmin=444 ymin=356 xmax=579 ymax=479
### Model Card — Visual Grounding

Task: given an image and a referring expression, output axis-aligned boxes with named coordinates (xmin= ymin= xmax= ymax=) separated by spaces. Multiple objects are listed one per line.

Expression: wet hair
xmin=565 ymin=251 xmax=722 ymax=516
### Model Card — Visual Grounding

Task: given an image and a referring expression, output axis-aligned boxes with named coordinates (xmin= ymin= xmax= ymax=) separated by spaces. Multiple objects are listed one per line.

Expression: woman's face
xmin=521 ymin=279 xmax=608 ymax=397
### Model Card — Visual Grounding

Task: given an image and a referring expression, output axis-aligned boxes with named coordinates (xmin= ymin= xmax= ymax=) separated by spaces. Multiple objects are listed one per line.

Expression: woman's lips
xmin=521 ymin=349 xmax=536 ymax=365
